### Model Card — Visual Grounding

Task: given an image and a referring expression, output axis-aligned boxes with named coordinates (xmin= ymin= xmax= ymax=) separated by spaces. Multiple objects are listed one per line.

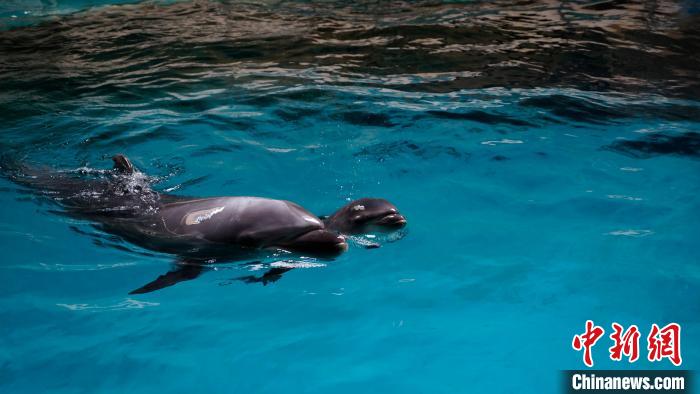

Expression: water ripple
xmin=56 ymin=298 xmax=160 ymax=311
xmin=1 ymin=0 xmax=699 ymax=106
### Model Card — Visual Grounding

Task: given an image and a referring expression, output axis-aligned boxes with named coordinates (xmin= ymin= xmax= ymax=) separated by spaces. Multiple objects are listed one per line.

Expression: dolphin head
xmin=326 ymin=198 xmax=406 ymax=234
xmin=277 ymin=228 xmax=348 ymax=257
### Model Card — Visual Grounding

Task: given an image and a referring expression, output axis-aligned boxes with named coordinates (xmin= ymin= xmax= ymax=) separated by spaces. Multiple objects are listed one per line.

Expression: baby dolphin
xmin=325 ymin=198 xmax=407 ymax=234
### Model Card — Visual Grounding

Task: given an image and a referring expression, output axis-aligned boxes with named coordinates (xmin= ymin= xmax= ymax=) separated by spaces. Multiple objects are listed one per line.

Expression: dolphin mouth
xmin=281 ymin=229 xmax=348 ymax=257
xmin=376 ymin=213 xmax=407 ymax=228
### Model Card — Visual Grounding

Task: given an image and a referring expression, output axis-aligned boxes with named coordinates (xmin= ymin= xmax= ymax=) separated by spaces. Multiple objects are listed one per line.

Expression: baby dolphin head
xmin=326 ymin=198 xmax=406 ymax=234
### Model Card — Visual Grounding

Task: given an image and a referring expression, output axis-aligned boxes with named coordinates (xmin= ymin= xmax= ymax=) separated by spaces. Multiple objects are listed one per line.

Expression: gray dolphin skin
xmin=1 ymin=155 xmax=406 ymax=293
xmin=324 ymin=197 xmax=407 ymax=235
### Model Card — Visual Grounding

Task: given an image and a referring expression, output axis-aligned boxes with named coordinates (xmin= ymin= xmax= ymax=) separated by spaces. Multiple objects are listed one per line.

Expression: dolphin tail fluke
xmin=129 ymin=262 xmax=204 ymax=294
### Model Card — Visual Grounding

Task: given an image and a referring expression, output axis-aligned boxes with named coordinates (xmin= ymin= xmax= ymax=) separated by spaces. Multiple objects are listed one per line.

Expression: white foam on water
xmin=481 ymin=139 xmax=524 ymax=146
xmin=269 ymin=261 xmax=326 ymax=269
xmin=606 ymin=229 xmax=654 ymax=237
xmin=607 ymin=194 xmax=643 ymax=201
xmin=57 ymin=298 xmax=160 ymax=312
xmin=8 ymin=262 xmax=137 ymax=272
xmin=266 ymin=147 xmax=296 ymax=153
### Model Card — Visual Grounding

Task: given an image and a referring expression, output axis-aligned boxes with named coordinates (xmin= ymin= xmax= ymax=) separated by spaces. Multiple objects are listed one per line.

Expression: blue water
xmin=1 ymin=1 xmax=700 ymax=393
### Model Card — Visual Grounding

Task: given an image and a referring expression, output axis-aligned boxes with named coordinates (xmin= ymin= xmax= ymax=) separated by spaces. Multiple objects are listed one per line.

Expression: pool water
xmin=1 ymin=1 xmax=699 ymax=393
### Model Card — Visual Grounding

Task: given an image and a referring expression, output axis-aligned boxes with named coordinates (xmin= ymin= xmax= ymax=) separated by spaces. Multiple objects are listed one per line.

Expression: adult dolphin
xmin=2 ymin=155 xmax=406 ymax=293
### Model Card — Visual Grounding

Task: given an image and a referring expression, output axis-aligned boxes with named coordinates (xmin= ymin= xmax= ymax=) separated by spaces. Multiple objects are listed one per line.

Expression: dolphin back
xmin=157 ymin=197 xmax=324 ymax=247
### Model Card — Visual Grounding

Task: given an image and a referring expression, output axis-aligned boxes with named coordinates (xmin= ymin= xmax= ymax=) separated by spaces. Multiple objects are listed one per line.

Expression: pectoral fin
xmin=236 ymin=267 xmax=293 ymax=286
xmin=129 ymin=262 xmax=204 ymax=294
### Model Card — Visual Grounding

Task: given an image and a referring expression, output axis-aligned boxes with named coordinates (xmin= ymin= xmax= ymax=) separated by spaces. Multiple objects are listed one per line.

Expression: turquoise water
xmin=1 ymin=1 xmax=700 ymax=392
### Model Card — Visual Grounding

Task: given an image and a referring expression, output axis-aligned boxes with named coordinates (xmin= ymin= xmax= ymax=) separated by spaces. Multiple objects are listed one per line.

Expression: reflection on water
xmin=0 ymin=1 xmax=698 ymax=157
xmin=1 ymin=0 xmax=699 ymax=105
xmin=0 ymin=1 xmax=698 ymax=168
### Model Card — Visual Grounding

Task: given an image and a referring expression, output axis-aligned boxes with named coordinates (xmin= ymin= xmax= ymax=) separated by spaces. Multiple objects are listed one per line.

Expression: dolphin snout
xmin=284 ymin=229 xmax=348 ymax=257
xmin=377 ymin=213 xmax=407 ymax=228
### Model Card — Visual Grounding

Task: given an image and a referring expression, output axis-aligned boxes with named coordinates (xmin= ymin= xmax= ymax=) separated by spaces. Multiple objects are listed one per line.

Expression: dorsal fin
xmin=112 ymin=154 xmax=135 ymax=174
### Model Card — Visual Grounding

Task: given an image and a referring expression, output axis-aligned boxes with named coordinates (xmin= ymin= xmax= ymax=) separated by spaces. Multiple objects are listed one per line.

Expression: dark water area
xmin=2 ymin=1 xmax=700 ymax=104
xmin=0 ymin=1 xmax=699 ymax=164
